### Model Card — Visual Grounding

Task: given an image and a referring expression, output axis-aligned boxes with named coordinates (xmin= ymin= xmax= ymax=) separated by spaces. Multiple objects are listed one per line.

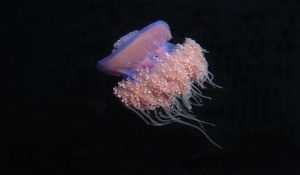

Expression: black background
xmin=4 ymin=0 xmax=300 ymax=174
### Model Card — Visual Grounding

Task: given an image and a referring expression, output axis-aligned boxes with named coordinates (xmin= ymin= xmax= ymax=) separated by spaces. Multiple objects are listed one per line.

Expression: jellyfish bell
xmin=97 ymin=20 xmax=173 ymax=77
xmin=97 ymin=20 xmax=222 ymax=148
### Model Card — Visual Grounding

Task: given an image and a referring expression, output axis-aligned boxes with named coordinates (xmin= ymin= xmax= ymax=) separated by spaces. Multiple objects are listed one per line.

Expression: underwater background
xmin=4 ymin=0 xmax=300 ymax=174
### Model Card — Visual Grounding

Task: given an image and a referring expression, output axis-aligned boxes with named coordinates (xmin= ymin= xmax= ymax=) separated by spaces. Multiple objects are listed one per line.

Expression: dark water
xmin=4 ymin=0 xmax=300 ymax=174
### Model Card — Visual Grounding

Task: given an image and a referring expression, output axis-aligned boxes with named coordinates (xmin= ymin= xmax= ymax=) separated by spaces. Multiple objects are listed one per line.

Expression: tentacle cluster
xmin=113 ymin=38 xmax=221 ymax=148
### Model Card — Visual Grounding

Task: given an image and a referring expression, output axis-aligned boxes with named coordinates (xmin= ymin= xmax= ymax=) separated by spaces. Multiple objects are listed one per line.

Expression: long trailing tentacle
xmin=170 ymin=115 xmax=222 ymax=149
xmin=206 ymin=71 xmax=223 ymax=89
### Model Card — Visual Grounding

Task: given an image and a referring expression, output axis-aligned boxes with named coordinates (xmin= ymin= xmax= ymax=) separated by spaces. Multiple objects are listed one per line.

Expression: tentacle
xmin=167 ymin=113 xmax=222 ymax=149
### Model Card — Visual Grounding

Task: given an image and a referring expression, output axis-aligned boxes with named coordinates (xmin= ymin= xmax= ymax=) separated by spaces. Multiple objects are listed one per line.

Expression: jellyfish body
xmin=97 ymin=20 xmax=221 ymax=148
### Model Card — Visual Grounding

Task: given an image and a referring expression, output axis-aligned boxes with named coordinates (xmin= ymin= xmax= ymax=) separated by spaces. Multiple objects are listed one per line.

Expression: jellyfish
xmin=97 ymin=20 xmax=221 ymax=148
